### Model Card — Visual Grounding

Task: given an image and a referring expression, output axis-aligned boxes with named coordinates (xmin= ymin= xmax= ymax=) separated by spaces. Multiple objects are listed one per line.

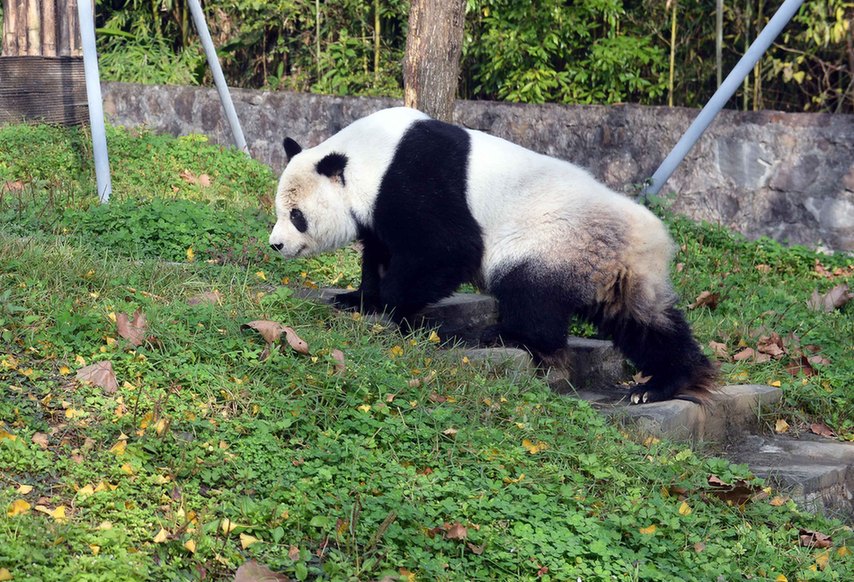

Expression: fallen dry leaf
xmin=467 ymin=542 xmax=485 ymax=555
xmin=809 ymin=422 xmax=836 ymax=438
xmin=632 ymin=372 xmax=651 ymax=384
xmin=688 ymin=290 xmax=720 ymax=310
xmin=799 ymin=528 xmax=832 ymax=549
xmin=116 ymin=311 xmax=147 ymax=346
xmin=76 ymin=361 xmax=118 ymax=394
xmin=708 ymin=341 xmax=729 ymax=359
xmin=775 ymin=418 xmax=790 ymax=433
xmin=288 ymin=545 xmax=300 ymax=561
xmin=807 ymin=284 xmax=852 ymax=312
xmin=282 ymin=326 xmax=310 ymax=355
xmin=234 ymin=559 xmax=289 ymax=582
xmin=732 ymin=348 xmax=756 ymax=362
xmin=1 ymin=180 xmax=25 ymax=192
xmin=706 ymin=475 xmax=763 ymax=505
xmin=331 ymin=349 xmax=346 ymax=374
xmin=31 ymin=432 xmax=49 ymax=449
xmin=757 ymin=333 xmax=786 ymax=358
xmin=187 ymin=291 xmax=223 ymax=306
xmin=444 ymin=522 xmax=468 ymax=540
xmin=243 ymin=320 xmax=286 ymax=344
xmin=784 ymin=355 xmax=816 ymax=377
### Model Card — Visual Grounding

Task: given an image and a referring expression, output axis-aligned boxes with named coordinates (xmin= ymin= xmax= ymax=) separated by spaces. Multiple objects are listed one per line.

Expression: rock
xmin=722 ymin=434 xmax=854 ymax=522
xmin=544 ymin=337 xmax=633 ymax=395
xmin=417 ymin=294 xmax=498 ymax=345
xmin=611 ymin=385 xmax=783 ymax=442
xmin=464 ymin=347 xmax=536 ymax=381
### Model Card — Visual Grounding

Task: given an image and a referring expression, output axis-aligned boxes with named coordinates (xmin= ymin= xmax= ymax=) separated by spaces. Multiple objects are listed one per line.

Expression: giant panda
xmin=269 ymin=107 xmax=717 ymax=404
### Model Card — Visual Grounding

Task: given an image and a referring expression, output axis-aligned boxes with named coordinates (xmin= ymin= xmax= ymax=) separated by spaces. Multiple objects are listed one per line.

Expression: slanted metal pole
xmin=187 ymin=0 xmax=248 ymax=153
xmin=77 ymin=0 xmax=112 ymax=203
xmin=644 ymin=0 xmax=805 ymax=198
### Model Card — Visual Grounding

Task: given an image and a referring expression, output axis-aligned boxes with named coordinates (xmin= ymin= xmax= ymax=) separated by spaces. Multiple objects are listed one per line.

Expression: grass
xmin=0 ymin=123 xmax=852 ymax=580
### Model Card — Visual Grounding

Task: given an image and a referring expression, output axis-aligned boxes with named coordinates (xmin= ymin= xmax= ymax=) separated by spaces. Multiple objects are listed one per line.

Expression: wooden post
xmin=0 ymin=0 xmax=87 ymax=125
xmin=403 ymin=0 xmax=466 ymax=122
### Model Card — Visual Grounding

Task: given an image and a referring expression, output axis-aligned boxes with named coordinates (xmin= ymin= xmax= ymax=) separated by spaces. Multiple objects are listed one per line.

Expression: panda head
xmin=269 ymin=137 xmax=357 ymax=258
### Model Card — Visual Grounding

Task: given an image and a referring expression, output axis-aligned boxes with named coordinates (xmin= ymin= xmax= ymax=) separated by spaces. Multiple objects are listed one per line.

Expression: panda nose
xmin=270 ymin=242 xmax=284 ymax=251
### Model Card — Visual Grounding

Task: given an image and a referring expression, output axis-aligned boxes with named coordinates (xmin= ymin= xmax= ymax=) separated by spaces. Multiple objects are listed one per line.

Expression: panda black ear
xmin=283 ymin=137 xmax=303 ymax=161
xmin=316 ymin=153 xmax=348 ymax=185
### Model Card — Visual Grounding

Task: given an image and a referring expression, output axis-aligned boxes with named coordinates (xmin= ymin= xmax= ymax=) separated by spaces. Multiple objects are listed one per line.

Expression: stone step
xmin=721 ymin=434 xmax=854 ymax=522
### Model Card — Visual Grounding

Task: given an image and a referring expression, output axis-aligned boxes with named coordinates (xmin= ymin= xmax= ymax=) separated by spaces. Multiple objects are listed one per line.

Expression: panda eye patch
xmin=290 ymin=208 xmax=308 ymax=233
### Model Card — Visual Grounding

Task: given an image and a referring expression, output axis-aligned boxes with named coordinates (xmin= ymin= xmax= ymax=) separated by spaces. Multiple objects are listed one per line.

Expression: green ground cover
xmin=0 ymin=124 xmax=851 ymax=580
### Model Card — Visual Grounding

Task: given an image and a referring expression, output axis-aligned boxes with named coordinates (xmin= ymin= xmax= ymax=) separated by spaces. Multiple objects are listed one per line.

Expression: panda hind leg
xmin=601 ymin=305 xmax=718 ymax=405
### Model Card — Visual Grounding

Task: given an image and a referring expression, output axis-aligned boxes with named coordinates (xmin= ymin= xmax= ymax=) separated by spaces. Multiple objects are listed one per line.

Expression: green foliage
xmin=464 ymin=0 xmax=667 ymax=105
xmin=89 ymin=0 xmax=854 ymax=112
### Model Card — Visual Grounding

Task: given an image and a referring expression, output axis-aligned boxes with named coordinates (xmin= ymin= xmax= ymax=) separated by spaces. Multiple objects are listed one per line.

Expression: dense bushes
xmin=89 ymin=1 xmax=851 ymax=112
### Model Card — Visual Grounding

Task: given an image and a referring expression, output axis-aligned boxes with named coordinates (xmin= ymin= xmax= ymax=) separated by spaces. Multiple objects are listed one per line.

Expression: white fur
xmin=270 ymin=107 xmax=675 ymax=313
xmin=269 ymin=108 xmax=428 ymax=257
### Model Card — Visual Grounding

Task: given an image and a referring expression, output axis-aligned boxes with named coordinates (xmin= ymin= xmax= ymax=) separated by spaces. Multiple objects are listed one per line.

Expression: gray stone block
xmin=610 ymin=384 xmax=783 ymax=443
xmin=546 ymin=337 xmax=633 ymax=394
xmin=464 ymin=347 xmax=536 ymax=381
xmin=723 ymin=434 xmax=854 ymax=522
xmin=418 ymin=294 xmax=498 ymax=345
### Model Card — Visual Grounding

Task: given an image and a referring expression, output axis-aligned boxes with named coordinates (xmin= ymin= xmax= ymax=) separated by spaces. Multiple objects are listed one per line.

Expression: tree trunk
xmin=2 ymin=0 xmax=79 ymax=57
xmin=403 ymin=0 xmax=466 ymax=122
xmin=1 ymin=1 xmax=86 ymax=125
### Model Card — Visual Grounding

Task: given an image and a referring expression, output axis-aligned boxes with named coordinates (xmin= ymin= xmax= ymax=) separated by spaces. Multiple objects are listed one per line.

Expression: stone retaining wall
xmin=101 ymin=83 xmax=854 ymax=251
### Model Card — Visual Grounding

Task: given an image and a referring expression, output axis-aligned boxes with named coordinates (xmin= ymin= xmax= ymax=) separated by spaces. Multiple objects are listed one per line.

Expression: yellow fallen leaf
xmin=522 ymin=438 xmax=549 ymax=455
xmin=769 ymin=380 xmax=781 ymax=387
xmin=0 ymin=568 xmax=11 ymax=581
xmin=815 ymin=550 xmax=830 ymax=570
xmin=678 ymin=501 xmax=692 ymax=516
xmin=775 ymin=419 xmax=790 ymax=433
xmin=59 ymin=365 xmax=71 ymax=375
xmin=357 ymin=404 xmax=372 ymax=413
xmin=769 ymin=496 xmax=788 ymax=506
xmin=77 ymin=484 xmax=95 ymax=498
xmin=98 ymin=521 xmax=113 ymax=530
xmin=121 ymin=463 xmax=135 ymax=475
xmin=89 ymin=545 xmax=100 ymax=556
xmin=240 ymin=533 xmax=260 ymax=549
xmin=16 ymin=484 xmax=33 ymax=495
xmin=0 ymin=429 xmax=18 ymax=441
xmin=186 ymin=247 xmax=195 ymax=262
xmin=75 ymin=355 xmax=87 ymax=366
xmin=428 ymin=331 xmax=441 ymax=343
xmin=184 ymin=539 xmax=196 ymax=553
xmin=643 ymin=436 xmax=660 ymax=447
xmin=255 ymin=271 xmax=267 ymax=281
xmin=775 ymin=575 xmax=788 ymax=582
xmin=153 ymin=527 xmax=169 ymax=543
xmin=50 ymin=505 xmax=67 ymax=522
xmin=221 ymin=518 xmax=237 ymax=534
xmin=7 ymin=499 xmax=31 ymax=517
xmin=109 ymin=439 xmax=127 ymax=455
xmin=154 ymin=418 xmax=168 ymax=435
xmin=837 ymin=546 xmax=850 ymax=557
xmin=389 ymin=345 xmax=404 ymax=358
xmin=139 ymin=412 xmax=153 ymax=430
xmin=639 ymin=525 xmax=657 ymax=535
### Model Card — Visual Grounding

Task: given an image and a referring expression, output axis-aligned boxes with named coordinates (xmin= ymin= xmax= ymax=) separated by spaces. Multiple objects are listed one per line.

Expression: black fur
xmin=316 ymin=153 xmax=348 ymax=184
xmin=283 ymin=137 xmax=303 ymax=160
xmin=290 ymin=208 xmax=308 ymax=233
xmin=485 ymin=261 xmax=716 ymax=403
xmin=333 ymin=120 xmax=483 ymax=324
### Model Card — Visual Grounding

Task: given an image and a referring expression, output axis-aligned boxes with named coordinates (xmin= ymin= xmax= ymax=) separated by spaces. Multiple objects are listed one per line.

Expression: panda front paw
xmin=331 ymin=290 xmax=381 ymax=313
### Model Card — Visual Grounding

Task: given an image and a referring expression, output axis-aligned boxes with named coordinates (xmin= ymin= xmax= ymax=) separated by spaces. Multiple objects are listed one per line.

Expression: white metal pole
xmin=77 ymin=0 xmax=112 ymax=203
xmin=187 ymin=0 xmax=248 ymax=153
xmin=644 ymin=0 xmax=805 ymax=198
